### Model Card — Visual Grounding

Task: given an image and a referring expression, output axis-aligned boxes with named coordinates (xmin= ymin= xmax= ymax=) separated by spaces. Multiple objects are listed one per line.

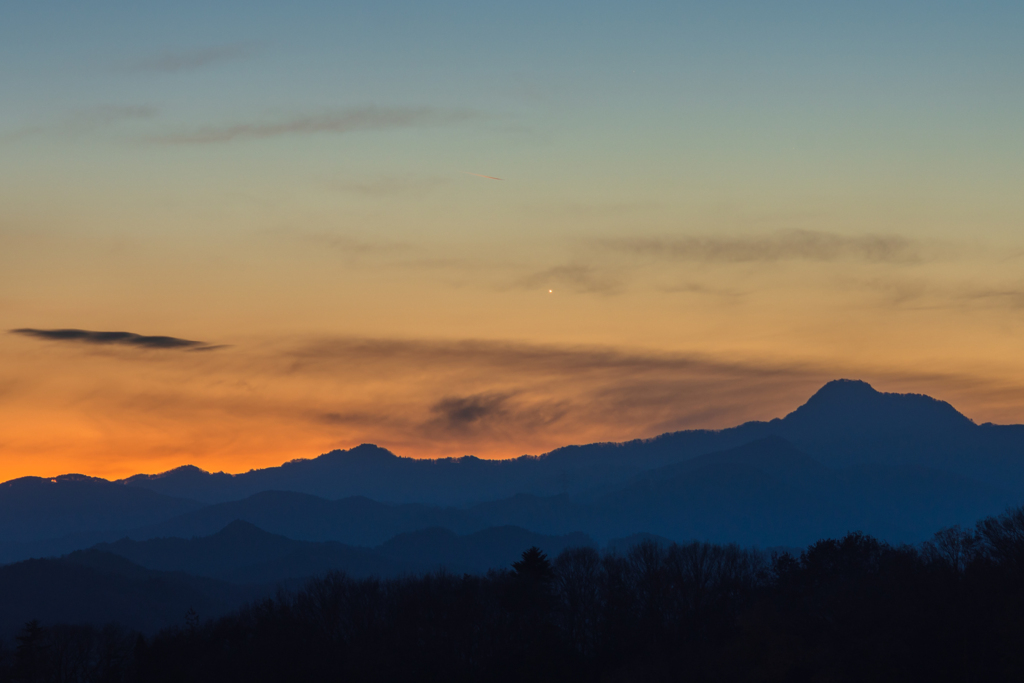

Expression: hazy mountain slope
xmin=594 ymin=452 xmax=839 ymax=546
xmin=586 ymin=436 xmax=1017 ymax=545
xmin=225 ymin=542 xmax=411 ymax=584
xmin=455 ymin=437 xmax=1013 ymax=545
xmin=99 ymin=520 xmax=310 ymax=576
xmin=97 ymin=521 xmax=413 ymax=583
xmin=377 ymin=526 xmax=595 ymax=575
xmin=131 ymin=491 xmax=475 ymax=545
xmin=460 ymin=437 xmax=1016 ymax=545
xmin=642 ymin=435 xmax=834 ymax=487
xmin=94 ymin=521 xmax=595 ymax=582
xmin=0 ymin=475 xmax=201 ymax=541
xmin=119 ymin=437 xmax=1019 ymax=550
xmin=0 ymin=550 xmax=262 ymax=637
xmin=0 ymin=475 xmax=203 ymax=563
xmin=827 ymin=464 xmax=1014 ymax=540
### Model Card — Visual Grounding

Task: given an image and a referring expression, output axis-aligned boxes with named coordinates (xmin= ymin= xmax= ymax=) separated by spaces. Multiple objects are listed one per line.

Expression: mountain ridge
xmin=4 ymin=380 xmax=1024 ymax=563
xmin=104 ymin=379 xmax=1024 ymax=504
xmin=116 ymin=436 xmax=1016 ymax=549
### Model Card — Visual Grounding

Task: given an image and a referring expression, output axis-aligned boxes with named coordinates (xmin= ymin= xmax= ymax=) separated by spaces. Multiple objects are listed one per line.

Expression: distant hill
xmin=0 ymin=475 xmax=202 ymax=563
xmin=0 ymin=550 xmax=263 ymax=638
xmin=96 ymin=521 xmax=412 ymax=583
xmin=459 ymin=436 xmax=1015 ymax=546
xmin=130 ymin=491 xmax=473 ymax=546
xmin=117 ymin=437 xmax=1017 ymax=549
xmin=586 ymin=436 xmax=1015 ymax=545
xmin=0 ymin=474 xmax=200 ymax=541
xmin=94 ymin=521 xmax=595 ymax=582
xmin=604 ymin=533 xmax=678 ymax=554
xmin=377 ymin=526 xmax=595 ymax=574
xmin=115 ymin=380 xmax=1024 ymax=505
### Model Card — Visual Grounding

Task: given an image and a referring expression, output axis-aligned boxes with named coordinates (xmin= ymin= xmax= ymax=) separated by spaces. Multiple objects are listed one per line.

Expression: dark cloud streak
xmin=431 ymin=393 xmax=512 ymax=427
xmin=607 ymin=230 xmax=924 ymax=264
xmin=10 ymin=328 xmax=220 ymax=351
xmin=152 ymin=106 xmax=480 ymax=144
xmin=424 ymin=391 xmax=569 ymax=438
xmin=136 ymin=43 xmax=262 ymax=73
xmin=960 ymin=287 xmax=1024 ymax=310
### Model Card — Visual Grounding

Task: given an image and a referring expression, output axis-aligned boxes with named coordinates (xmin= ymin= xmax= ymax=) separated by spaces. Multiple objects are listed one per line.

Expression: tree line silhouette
xmin=4 ymin=506 xmax=1024 ymax=682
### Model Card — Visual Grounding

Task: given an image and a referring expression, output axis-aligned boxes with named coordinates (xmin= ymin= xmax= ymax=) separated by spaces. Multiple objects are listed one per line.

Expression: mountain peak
xmin=119 ymin=464 xmax=219 ymax=486
xmin=809 ymin=378 xmax=878 ymax=400
xmin=782 ymin=379 xmax=975 ymax=437
xmin=795 ymin=379 xmax=883 ymax=415
xmin=310 ymin=443 xmax=399 ymax=465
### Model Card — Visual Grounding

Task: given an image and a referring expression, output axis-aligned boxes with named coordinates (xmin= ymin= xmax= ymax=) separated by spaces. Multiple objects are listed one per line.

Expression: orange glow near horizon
xmin=4 ymin=3 xmax=1024 ymax=483
xmin=5 ymin=326 xmax=1024 ymax=483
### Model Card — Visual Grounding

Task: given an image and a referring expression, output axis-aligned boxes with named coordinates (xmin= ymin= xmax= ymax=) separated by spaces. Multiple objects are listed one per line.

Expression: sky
xmin=2 ymin=1 xmax=1024 ymax=481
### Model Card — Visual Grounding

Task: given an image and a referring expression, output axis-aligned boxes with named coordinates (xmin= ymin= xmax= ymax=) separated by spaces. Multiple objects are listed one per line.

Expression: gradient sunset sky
xmin=3 ymin=1 xmax=1024 ymax=481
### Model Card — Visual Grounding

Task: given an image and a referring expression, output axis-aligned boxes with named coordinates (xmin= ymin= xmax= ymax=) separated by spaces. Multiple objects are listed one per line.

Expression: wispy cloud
xmin=959 ymin=287 xmax=1024 ymax=310
xmin=151 ymin=106 xmax=481 ymax=144
xmin=424 ymin=391 xmax=569 ymax=437
xmin=72 ymin=105 xmax=158 ymax=127
xmin=335 ymin=175 xmax=448 ymax=196
xmin=10 ymin=328 xmax=222 ymax=351
xmin=841 ymin=276 xmax=1024 ymax=311
xmin=513 ymin=265 xmax=623 ymax=295
xmin=6 ymin=105 xmax=157 ymax=140
xmin=135 ymin=43 xmax=262 ymax=73
xmin=657 ymin=281 xmax=743 ymax=297
xmin=428 ymin=393 xmax=512 ymax=430
xmin=295 ymin=233 xmax=411 ymax=256
xmin=605 ymin=230 xmax=925 ymax=264
xmin=203 ymin=336 xmax=1024 ymax=452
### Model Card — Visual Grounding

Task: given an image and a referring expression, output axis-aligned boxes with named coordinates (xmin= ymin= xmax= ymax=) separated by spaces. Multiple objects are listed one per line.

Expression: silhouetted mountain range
xmin=2 ymin=380 xmax=1023 ymax=564
xmin=114 ymin=380 xmax=1024 ymax=506
xmin=116 ymin=435 xmax=1015 ymax=548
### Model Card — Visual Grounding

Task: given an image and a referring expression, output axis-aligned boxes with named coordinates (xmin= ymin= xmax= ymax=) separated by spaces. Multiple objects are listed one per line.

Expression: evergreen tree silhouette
xmin=14 ymin=620 xmax=48 ymax=683
xmin=512 ymin=546 xmax=554 ymax=585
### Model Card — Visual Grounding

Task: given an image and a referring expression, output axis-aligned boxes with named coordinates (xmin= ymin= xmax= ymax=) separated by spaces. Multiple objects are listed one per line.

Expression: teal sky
xmin=4 ymin=1 xmax=1022 ymax=219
